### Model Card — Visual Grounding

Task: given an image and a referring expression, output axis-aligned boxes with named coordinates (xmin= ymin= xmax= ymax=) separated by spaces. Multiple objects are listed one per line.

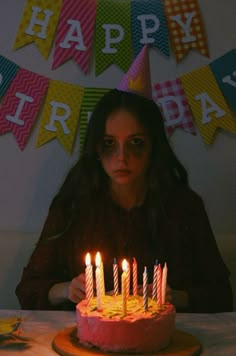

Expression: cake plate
xmin=52 ymin=326 xmax=202 ymax=356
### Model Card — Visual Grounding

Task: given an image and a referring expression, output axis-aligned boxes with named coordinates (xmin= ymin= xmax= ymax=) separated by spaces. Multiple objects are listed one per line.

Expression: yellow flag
xmin=37 ymin=80 xmax=84 ymax=154
xmin=13 ymin=0 xmax=63 ymax=59
xmin=181 ymin=66 xmax=236 ymax=144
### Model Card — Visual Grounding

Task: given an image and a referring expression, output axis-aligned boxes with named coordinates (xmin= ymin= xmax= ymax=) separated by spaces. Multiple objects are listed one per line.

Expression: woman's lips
xmin=113 ymin=169 xmax=131 ymax=176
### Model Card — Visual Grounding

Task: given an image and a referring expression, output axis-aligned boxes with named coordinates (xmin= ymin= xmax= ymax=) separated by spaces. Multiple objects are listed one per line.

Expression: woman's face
xmin=98 ymin=109 xmax=151 ymax=188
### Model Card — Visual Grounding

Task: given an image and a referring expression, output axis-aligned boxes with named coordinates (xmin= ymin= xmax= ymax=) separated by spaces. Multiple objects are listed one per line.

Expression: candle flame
xmin=122 ymin=259 xmax=128 ymax=272
xmin=95 ymin=252 xmax=101 ymax=267
xmin=85 ymin=253 xmax=91 ymax=266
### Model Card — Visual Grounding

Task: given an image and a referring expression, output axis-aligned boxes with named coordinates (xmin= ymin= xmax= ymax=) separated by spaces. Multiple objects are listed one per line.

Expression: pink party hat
xmin=117 ymin=45 xmax=152 ymax=100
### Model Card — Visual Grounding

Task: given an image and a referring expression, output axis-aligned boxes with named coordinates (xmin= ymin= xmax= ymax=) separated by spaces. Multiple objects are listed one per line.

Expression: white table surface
xmin=0 ymin=309 xmax=236 ymax=355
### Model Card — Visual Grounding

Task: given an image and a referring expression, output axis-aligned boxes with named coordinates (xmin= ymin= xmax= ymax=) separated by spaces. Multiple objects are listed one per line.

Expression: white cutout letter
xmin=102 ymin=24 xmax=124 ymax=53
xmin=222 ymin=71 xmax=236 ymax=88
xmin=195 ymin=92 xmax=226 ymax=124
xmin=158 ymin=96 xmax=184 ymax=126
xmin=171 ymin=12 xmax=196 ymax=43
xmin=45 ymin=101 xmax=71 ymax=135
xmin=59 ymin=19 xmax=86 ymax=51
xmin=24 ymin=6 xmax=53 ymax=39
xmin=6 ymin=92 xmax=33 ymax=126
xmin=138 ymin=14 xmax=160 ymax=44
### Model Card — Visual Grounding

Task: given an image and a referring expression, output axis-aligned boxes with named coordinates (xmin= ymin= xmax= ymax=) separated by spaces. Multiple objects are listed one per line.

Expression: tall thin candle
xmin=100 ymin=256 xmax=105 ymax=296
xmin=126 ymin=261 xmax=130 ymax=298
xmin=161 ymin=262 xmax=168 ymax=305
xmin=121 ymin=259 xmax=128 ymax=316
xmin=113 ymin=258 xmax=119 ymax=296
xmin=157 ymin=264 xmax=162 ymax=306
xmin=132 ymin=257 xmax=138 ymax=296
xmin=143 ymin=266 xmax=148 ymax=311
xmin=95 ymin=252 xmax=102 ymax=311
xmin=152 ymin=260 xmax=158 ymax=300
xmin=85 ymin=253 xmax=93 ymax=305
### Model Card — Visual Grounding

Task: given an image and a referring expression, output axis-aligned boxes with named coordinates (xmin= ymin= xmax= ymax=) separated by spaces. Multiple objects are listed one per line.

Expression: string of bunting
xmin=0 ymin=49 xmax=236 ymax=154
xmin=13 ymin=0 xmax=209 ymax=74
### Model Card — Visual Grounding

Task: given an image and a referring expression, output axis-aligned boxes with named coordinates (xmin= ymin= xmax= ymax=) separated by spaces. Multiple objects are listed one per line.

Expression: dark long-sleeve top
xmin=15 ymin=187 xmax=233 ymax=312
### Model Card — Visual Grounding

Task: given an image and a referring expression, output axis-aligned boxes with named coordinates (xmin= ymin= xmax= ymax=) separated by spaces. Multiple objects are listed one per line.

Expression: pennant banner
xmin=131 ymin=0 xmax=169 ymax=58
xmin=181 ymin=65 xmax=236 ymax=145
xmin=153 ymin=78 xmax=196 ymax=136
xmin=13 ymin=0 xmax=63 ymax=59
xmin=37 ymin=80 xmax=84 ymax=154
xmin=95 ymin=0 xmax=133 ymax=76
xmin=0 ymin=56 xmax=19 ymax=97
xmin=0 ymin=68 xmax=49 ymax=150
xmin=163 ymin=0 xmax=209 ymax=62
xmin=79 ymin=87 xmax=109 ymax=152
xmin=52 ymin=0 xmax=97 ymax=73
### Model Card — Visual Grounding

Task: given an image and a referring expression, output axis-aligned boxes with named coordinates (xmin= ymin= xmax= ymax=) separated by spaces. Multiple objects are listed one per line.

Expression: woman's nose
xmin=115 ymin=143 xmax=128 ymax=160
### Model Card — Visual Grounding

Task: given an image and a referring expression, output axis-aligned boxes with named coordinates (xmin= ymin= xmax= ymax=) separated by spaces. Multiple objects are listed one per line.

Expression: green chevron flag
xmin=95 ymin=0 xmax=132 ymax=76
xmin=79 ymin=87 xmax=109 ymax=152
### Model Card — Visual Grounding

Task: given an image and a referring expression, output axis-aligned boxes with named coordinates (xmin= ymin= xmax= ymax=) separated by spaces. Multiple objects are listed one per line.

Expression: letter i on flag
xmin=163 ymin=0 xmax=209 ymax=62
xmin=13 ymin=0 xmax=63 ymax=59
xmin=52 ymin=0 xmax=98 ymax=73
xmin=0 ymin=68 xmax=49 ymax=150
xmin=37 ymin=80 xmax=84 ymax=154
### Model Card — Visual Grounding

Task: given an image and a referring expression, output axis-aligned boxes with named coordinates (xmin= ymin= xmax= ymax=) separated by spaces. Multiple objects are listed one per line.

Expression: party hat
xmin=117 ymin=45 xmax=152 ymax=100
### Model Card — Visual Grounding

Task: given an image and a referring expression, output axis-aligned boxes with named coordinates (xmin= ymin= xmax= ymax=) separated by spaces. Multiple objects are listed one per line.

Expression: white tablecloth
xmin=0 ymin=309 xmax=236 ymax=355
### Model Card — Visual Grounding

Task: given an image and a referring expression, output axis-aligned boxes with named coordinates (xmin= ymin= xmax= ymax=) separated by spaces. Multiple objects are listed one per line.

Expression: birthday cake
xmin=76 ymin=295 xmax=176 ymax=353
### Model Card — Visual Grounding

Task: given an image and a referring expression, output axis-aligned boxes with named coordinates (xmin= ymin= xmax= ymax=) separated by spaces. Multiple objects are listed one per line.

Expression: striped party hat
xmin=117 ymin=45 xmax=152 ymax=100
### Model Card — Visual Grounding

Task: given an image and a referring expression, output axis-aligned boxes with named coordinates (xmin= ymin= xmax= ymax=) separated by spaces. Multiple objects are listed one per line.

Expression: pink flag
xmin=0 ymin=68 xmax=49 ymax=150
xmin=52 ymin=0 xmax=97 ymax=73
xmin=153 ymin=78 xmax=196 ymax=136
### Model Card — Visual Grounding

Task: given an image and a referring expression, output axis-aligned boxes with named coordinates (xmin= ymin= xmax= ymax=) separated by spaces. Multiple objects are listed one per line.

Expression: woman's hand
xmin=167 ymin=285 xmax=189 ymax=309
xmin=68 ymin=273 xmax=86 ymax=303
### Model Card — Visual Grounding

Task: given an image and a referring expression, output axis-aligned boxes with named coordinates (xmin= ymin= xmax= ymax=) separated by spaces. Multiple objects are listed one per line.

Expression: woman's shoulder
xmin=166 ymin=185 xmax=204 ymax=211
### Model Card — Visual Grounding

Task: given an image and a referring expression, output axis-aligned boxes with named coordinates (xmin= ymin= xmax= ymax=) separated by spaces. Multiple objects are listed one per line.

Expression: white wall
xmin=0 ymin=0 xmax=235 ymax=309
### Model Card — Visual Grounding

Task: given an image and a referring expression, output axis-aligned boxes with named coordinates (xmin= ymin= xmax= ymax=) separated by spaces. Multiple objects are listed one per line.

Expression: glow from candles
xmin=132 ymin=258 xmax=138 ymax=296
xmin=121 ymin=259 xmax=128 ymax=316
xmin=85 ymin=253 xmax=93 ymax=304
xmin=152 ymin=260 xmax=158 ymax=300
xmin=143 ymin=266 xmax=148 ymax=311
xmin=161 ymin=262 xmax=168 ymax=305
xmin=95 ymin=252 xmax=102 ymax=311
xmin=113 ymin=258 xmax=119 ymax=296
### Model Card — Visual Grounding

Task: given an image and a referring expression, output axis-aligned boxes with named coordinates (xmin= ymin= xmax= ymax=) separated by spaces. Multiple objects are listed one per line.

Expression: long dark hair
xmin=53 ymin=89 xmax=189 ymax=227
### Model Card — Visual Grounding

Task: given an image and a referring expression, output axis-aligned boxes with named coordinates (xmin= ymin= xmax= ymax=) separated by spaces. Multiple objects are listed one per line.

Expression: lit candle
xmin=85 ymin=253 xmax=93 ymax=305
xmin=121 ymin=259 xmax=128 ymax=316
xmin=132 ymin=257 xmax=138 ymax=296
xmin=113 ymin=258 xmax=119 ymax=296
xmin=157 ymin=263 xmax=162 ymax=306
xmin=100 ymin=256 xmax=105 ymax=296
xmin=126 ymin=261 xmax=130 ymax=298
xmin=161 ymin=262 xmax=168 ymax=305
xmin=95 ymin=252 xmax=102 ymax=311
xmin=152 ymin=260 xmax=158 ymax=300
xmin=143 ymin=266 xmax=148 ymax=311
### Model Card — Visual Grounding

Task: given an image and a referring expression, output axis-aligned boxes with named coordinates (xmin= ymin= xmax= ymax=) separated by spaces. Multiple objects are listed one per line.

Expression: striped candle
xmin=126 ymin=261 xmax=130 ymax=298
xmin=143 ymin=266 xmax=148 ymax=311
xmin=113 ymin=258 xmax=119 ymax=296
xmin=152 ymin=260 xmax=158 ymax=300
xmin=100 ymin=257 xmax=105 ymax=296
xmin=85 ymin=253 xmax=93 ymax=305
xmin=132 ymin=258 xmax=138 ymax=296
xmin=122 ymin=259 xmax=128 ymax=316
xmin=157 ymin=264 xmax=162 ymax=306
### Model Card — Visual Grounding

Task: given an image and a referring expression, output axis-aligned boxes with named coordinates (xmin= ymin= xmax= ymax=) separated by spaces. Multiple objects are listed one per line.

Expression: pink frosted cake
xmin=76 ymin=295 xmax=176 ymax=353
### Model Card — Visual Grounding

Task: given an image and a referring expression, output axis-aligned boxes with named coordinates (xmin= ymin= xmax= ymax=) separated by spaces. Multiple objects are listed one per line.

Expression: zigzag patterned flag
xmin=79 ymin=87 xmax=109 ymax=153
xmin=163 ymin=0 xmax=209 ymax=62
xmin=37 ymin=80 xmax=84 ymax=155
xmin=131 ymin=0 xmax=169 ymax=58
xmin=0 ymin=68 xmax=49 ymax=150
xmin=181 ymin=65 xmax=236 ymax=145
xmin=52 ymin=0 xmax=97 ymax=72
xmin=210 ymin=50 xmax=236 ymax=114
xmin=0 ymin=56 xmax=19 ymax=97
xmin=95 ymin=0 xmax=132 ymax=76
xmin=153 ymin=78 xmax=196 ymax=136
xmin=13 ymin=0 xmax=63 ymax=59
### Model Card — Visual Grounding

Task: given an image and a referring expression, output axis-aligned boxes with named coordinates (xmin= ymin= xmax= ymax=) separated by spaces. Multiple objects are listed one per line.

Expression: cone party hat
xmin=117 ymin=45 xmax=152 ymax=100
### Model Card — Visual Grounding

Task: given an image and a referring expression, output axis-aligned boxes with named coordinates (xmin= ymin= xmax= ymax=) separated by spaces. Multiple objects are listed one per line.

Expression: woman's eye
xmin=103 ymin=138 xmax=115 ymax=147
xmin=130 ymin=137 xmax=145 ymax=146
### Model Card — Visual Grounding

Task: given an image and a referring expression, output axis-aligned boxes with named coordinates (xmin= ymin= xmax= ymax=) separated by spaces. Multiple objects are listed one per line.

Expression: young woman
xmin=15 ymin=89 xmax=233 ymax=312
